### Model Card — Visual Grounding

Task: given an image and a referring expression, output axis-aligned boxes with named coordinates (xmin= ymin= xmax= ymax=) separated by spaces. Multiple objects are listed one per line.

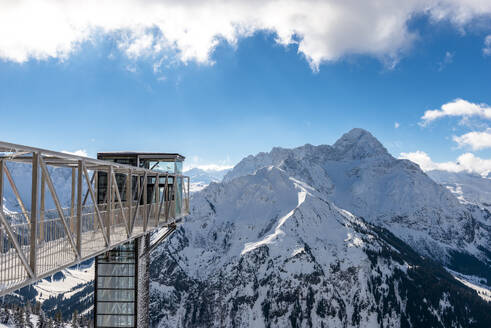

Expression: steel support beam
xmin=111 ymin=171 xmax=129 ymax=236
xmin=70 ymin=167 xmax=76 ymax=234
xmin=0 ymin=210 xmax=34 ymax=278
xmin=76 ymin=161 xmax=83 ymax=255
xmin=39 ymin=156 xmax=79 ymax=258
xmin=82 ymin=163 xmax=109 ymax=246
xmin=29 ymin=152 xmax=39 ymax=276
xmin=127 ymin=169 xmax=132 ymax=236
xmin=106 ymin=166 xmax=113 ymax=245
xmin=4 ymin=164 xmax=30 ymax=225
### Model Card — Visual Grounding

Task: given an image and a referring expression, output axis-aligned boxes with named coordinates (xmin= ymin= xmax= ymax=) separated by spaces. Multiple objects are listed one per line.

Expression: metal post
xmin=127 ymin=169 xmax=132 ymax=235
xmin=143 ymin=174 xmax=147 ymax=231
xmin=0 ymin=160 xmax=3 ymax=213
xmin=30 ymin=152 xmax=39 ymax=277
xmin=0 ymin=160 xmax=3 ymax=254
xmin=107 ymin=166 xmax=112 ymax=245
xmin=5 ymin=165 xmax=30 ymax=225
xmin=76 ymin=161 xmax=83 ymax=255
xmin=154 ymin=174 xmax=159 ymax=226
xmin=40 ymin=167 xmax=45 ymax=243
xmin=70 ymin=167 xmax=76 ymax=234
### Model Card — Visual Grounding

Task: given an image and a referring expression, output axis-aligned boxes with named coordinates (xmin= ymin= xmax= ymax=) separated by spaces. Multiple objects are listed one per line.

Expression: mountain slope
xmin=223 ymin=129 xmax=490 ymax=273
xmin=150 ymin=165 xmax=491 ymax=327
xmin=427 ymin=170 xmax=491 ymax=211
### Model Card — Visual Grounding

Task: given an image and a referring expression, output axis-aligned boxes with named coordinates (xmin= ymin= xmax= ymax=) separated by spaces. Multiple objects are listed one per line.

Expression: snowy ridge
xmin=149 ymin=131 xmax=491 ymax=327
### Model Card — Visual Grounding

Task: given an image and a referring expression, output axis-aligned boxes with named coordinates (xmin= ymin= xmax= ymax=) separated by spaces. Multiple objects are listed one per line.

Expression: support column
xmin=30 ymin=152 xmax=39 ymax=277
xmin=136 ymin=234 xmax=150 ymax=327
xmin=0 ymin=160 xmax=3 ymax=213
xmin=40 ymin=167 xmax=45 ymax=243
xmin=70 ymin=167 xmax=76 ymax=233
xmin=126 ymin=170 xmax=132 ymax=235
xmin=106 ymin=166 xmax=112 ymax=245
xmin=76 ymin=161 xmax=83 ymax=255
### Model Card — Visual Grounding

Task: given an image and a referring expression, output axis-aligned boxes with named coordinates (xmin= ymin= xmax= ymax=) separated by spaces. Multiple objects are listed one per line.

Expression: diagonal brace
xmin=82 ymin=164 xmax=110 ymax=247
xmin=39 ymin=157 xmax=79 ymax=258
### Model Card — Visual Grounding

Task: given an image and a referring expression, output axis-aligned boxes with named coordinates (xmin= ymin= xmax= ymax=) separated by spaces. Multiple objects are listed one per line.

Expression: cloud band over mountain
xmin=1 ymin=0 xmax=491 ymax=70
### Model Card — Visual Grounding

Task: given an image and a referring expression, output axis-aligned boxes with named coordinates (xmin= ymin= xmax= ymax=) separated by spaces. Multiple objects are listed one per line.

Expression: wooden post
xmin=106 ymin=166 xmax=112 ymax=245
xmin=30 ymin=152 xmax=39 ymax=277
xmin=76 ymin=161 xmax=83 ymax=255
xmin=70 ymin=167 xmax=76 ymax=234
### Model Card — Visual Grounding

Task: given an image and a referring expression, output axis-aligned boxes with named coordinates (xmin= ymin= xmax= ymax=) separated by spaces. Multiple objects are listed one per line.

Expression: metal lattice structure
xmin=0 ymin=141 xmax=189 ymax=296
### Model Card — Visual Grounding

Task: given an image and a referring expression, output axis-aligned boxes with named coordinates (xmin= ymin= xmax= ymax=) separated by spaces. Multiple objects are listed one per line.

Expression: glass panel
xmin=97 ymin=302 xmax=134 ymax=315
xmin=149 ymin=161 xmax=175 ymax=173
xmin=175 ymin=176 xmax=183 ymax=216
xmin=97 ymin=276 xmax=135 ymax=289
xmin=97 ymin=314 xmax=134 ymax=327
xmin=98 ymin=263 xmax=135 ymax=276
xmin=97 ymin=289 xmax=135 ymax=302
xmin=175 ymin=161 xmax=183 ymax=174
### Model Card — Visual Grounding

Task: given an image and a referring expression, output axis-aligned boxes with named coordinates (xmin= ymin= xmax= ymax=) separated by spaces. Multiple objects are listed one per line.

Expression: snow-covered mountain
xmin=427 ymin=170 xmax=491 ymax=211
xmin=149 ymin=128 xmax=490 ymax=327
xmin=184 ymin=167 xmax=231 ymax=193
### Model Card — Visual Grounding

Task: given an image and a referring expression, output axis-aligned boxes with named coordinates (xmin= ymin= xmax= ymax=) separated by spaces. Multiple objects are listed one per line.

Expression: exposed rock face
xmin=149 ymin=129 xmax=491 ymax=327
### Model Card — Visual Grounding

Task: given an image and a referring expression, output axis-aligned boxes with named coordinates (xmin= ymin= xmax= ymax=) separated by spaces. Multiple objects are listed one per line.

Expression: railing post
xmin=143 ymin=174 xmax=147 ymax=231
xmin=127 ymin=169 xmax=132 ymax=235
xmin=40 ymin=166 xmax=45 ymax=243
xmin=155 ymin=174 xmax=159 ymax=226
xmin=0 ymin=160 xmax=3 ymax=213
xmin=30 ymin=152 xmax=39 ymax=277
xmin=76 ymin=161 xmax=83 ymax=255
xmin=107 ymin=166 xmax=112 ymax=245
xmin=0 ymin=160 xmax=3 ymax=253
xmin=70 ymin=167 xmax=76 ymax=234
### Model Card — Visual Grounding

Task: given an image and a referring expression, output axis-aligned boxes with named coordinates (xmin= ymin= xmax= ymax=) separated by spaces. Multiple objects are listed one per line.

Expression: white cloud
xmin=420 ymin=98 xmax=491 ymax=126
xmin=394 ymin=122 xmax=400 ymax=128
xmin=399 ymin=150 xmax=491 ymax=176
xmin=484 ymin=35 xmax=491 ymax=56
xmin=61 ymin=149 xmax=89 ymax=157
xmin=453 ymin=128 xmax=491 ymax=150
xmin=1 ymin=1 xmax=491 ymax=70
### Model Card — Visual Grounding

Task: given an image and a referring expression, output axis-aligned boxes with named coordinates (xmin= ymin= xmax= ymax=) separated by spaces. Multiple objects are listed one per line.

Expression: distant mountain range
xmin=184 ymin=167 xmax=231 ymax=193
xmin=1 ymin=129 xmax=490 ymax=327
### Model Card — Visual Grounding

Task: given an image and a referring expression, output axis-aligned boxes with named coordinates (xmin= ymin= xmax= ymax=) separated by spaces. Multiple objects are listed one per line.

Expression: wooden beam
xmin=39 ymin=157 xmax=79 ymax=258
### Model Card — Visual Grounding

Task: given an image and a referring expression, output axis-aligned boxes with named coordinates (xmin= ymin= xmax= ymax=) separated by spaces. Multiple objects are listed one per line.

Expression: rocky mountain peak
xmin=332 ymin=128 xmax=389 ymax=160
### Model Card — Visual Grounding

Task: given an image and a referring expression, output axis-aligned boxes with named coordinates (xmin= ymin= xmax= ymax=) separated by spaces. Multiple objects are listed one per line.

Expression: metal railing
xmin=0 ymin=141 xmax=190 ymax=296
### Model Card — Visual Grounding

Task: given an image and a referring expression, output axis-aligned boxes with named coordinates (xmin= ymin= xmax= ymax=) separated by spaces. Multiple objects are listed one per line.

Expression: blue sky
xmin=0 ymin=1 xmax=490 ymax=172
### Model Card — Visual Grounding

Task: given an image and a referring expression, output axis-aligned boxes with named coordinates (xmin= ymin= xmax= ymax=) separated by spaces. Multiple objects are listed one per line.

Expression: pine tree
xmin=54 ymin=310 xmax=64 ymax=328
xmin=13 ymin=306 xmax=26 ymax=327
xmin=71 ymin=309 xmax=79 ymax=328
xmin=26 ymin=301 xmax=35 ymax=328
xmin=37 ymin=309 xmax=46 ymax=328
